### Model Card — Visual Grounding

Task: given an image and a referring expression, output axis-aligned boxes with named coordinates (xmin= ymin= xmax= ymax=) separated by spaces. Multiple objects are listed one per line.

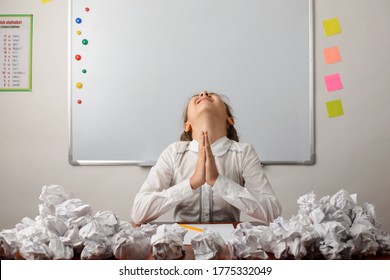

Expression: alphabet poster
xmin=0 ymin=15 xmax=33 ymax=92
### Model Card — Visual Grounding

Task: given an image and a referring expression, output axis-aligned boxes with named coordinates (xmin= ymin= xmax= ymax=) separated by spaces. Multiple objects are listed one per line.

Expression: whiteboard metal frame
xmin=68 ymin=0 xmax=315 ymax=166
xmin=264 ymin=0 xmax=315 ymax=166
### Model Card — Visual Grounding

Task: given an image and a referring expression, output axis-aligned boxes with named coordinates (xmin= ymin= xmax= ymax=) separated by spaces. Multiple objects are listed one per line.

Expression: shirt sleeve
xmin=131 ymin=143 xmax=194 ymax=224
xmin=212 ymin=144 xmax=282 ymax=224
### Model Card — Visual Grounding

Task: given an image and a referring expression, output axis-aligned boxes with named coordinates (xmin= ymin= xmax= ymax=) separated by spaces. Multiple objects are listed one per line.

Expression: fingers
xmin=192 ymin=131 xmax=218 ymax=188
xmin=204 ymin=131 xmax=212 ymax=159
xmin=204 ymin=131 xmax=210 ymax=148
xmin=198 ymin=131 xmax=206 ymax=161
xmin=190 ymin=131 xmax=206 ymax=190
xmin=204 ymin=131 xmax=210 ymax=149
xmin=198 ymin=131 xmax=203 ymax=150
xmin=204 ymin=131 xmax=219 ymax=186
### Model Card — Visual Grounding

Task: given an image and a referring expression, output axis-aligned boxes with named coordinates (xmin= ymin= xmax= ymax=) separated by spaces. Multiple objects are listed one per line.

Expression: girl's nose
xmin=199 ymin=91 xmax=209 ymax=97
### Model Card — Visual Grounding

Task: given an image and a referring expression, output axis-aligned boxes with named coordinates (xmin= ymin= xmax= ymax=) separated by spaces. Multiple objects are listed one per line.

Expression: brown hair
xmin=180 ymin=94 xmax=239 ymax=142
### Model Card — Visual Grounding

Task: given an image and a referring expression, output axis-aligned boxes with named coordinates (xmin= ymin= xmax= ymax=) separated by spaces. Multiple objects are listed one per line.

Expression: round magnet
xmin=76 ymin=30 xmax=82 ymax=35
xmin=85 ymin=7 xmax=90 ymax=12
xmin=75 ymin=18 xmax=82 ymax=24
xmin=75 ymin=54 xmax=81 ymax=61
xmin=82 ymin=69 xmax=87 ymax=74
xmin=77 ymin=99 xmax=82 ymax=104
xmin=82 ymin=39 xmax=88 ymax=45
xmin=76 ymin=82 xmax=83 ymax=89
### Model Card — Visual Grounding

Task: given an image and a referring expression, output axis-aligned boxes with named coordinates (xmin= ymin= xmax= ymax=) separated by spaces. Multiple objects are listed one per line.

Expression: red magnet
xmin=85 ymin=7 xmax=90 ymax=12
xmin=77 ymin=99 xmax=82 ymax=104
xmin=75 ymin=54 xmax=81 ymax=61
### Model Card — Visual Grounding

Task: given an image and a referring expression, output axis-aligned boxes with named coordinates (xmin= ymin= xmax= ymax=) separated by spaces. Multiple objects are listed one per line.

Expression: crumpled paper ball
xmin=227 ymin=222 xmax=268 ymax=260
xmin=39 ymin=185 xmax=72 ymax=207
xmin=191 ymin=229 xmax=226 ymax=260
xmin=111 ymin=222 xmax=156 ymax=260
xmin=150 ymin=223 xmax=187 ymax=260
xmin=78 ymin=210 xmax=120 ymax=259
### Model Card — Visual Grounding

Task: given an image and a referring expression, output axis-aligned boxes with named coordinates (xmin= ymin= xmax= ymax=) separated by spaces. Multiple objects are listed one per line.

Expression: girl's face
xmin=186 ymin=91 xmax=228 ymax=123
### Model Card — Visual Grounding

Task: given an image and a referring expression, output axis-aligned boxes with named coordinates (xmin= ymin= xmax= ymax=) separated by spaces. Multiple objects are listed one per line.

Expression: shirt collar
xmin=189 ymin=136 xmax=231 ymax=157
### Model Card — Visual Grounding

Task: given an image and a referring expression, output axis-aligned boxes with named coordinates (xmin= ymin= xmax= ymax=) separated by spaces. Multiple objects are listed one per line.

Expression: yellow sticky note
xmin=323 ymin=46 xmax=341 ymax=64
xmin=322 ymin=18 xmax=342 ymax=36
xmin=326 ymin=99 xmax=344 ymax=118
xmin=41 ymin=0 xmax=52 ymax=4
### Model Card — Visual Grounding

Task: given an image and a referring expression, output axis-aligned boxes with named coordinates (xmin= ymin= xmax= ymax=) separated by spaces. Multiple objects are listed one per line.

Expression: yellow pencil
xmin=178 ymin=224 xmax=204 ymax=232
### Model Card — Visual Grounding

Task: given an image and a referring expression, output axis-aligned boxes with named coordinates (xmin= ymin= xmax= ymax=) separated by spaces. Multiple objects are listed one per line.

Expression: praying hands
xmin=190 ymin=131 xmax=219 ymax=189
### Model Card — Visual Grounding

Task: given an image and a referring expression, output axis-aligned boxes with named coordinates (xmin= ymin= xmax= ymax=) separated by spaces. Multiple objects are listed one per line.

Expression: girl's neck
xmin=191 ymin=114 xmax=227 ymax=144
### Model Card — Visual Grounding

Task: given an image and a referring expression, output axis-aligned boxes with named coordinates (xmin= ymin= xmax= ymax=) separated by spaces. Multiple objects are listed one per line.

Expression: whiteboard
xmin=68 ymin=0 xmax=314 ymax=166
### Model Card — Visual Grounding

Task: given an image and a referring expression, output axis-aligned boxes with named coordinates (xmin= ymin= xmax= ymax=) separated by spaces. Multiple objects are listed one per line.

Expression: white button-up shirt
xmin=131 ymin=137 xmax=281 ymax=224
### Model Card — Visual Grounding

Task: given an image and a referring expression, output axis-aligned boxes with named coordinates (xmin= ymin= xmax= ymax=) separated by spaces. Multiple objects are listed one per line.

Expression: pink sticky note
xmin=324 ymin=73 xmax=343 ymax=92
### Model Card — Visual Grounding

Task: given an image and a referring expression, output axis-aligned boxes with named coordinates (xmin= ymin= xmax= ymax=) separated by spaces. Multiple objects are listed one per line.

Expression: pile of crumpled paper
xmin=0 ymin=185 xmax=156 ymax=260
xmin=0 ymin=184 xmax=225 ymax=260
xmin=1 ymin=186 xmax=390 ymax=260
xmin=228 ymin=189 xmax=390 ymax=259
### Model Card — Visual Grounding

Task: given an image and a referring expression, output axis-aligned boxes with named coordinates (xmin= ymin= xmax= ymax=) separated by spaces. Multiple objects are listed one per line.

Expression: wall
xmin=0 ymin=0 xmax=389 ymax=232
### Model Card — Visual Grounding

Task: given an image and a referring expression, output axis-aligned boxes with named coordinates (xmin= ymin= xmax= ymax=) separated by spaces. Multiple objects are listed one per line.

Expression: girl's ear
xmin=184 ymin=122 xmax=192 ymax=132
xmin=227 ymin=117 xmax=235 ymax=126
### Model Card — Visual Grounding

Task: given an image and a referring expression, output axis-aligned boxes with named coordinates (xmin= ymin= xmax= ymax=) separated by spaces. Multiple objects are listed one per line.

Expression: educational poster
xmin=0 ymin=14 xmax=33 ymax=92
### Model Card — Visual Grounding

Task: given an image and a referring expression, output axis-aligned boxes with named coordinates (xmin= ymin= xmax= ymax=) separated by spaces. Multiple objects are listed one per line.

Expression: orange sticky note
xmin=323 ymin=46 xmax=341 ymax=64
xmin=322 ymin=18 xmax=342 ymax=36
xmin=326 ymin=99 xmax=344 ymax=118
